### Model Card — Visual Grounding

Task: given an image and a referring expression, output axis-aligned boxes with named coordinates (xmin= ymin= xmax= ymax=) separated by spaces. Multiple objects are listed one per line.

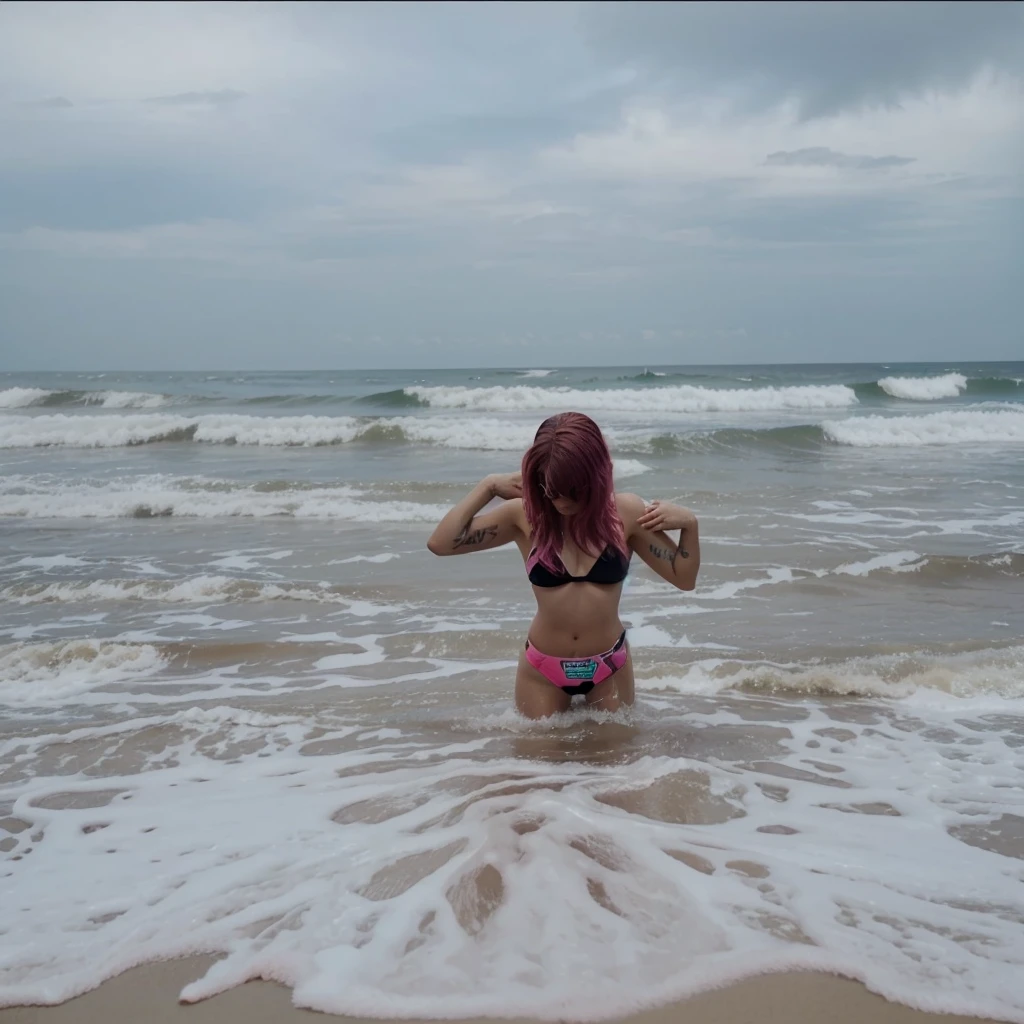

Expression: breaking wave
xmin=405 ymin=383 xmax=859 ymax=413
xmin=0 ymin=387 xmax=172 ymax=409
xmin=823 ymin=409 xmax=1024 ymax=447
xmin=877 ymin=373 xmax=968 ymax=401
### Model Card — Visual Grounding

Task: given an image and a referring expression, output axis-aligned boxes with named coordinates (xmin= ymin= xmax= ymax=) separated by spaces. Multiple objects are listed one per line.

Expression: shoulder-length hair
xmin=521 ymin=412 xmax=627 ymax=572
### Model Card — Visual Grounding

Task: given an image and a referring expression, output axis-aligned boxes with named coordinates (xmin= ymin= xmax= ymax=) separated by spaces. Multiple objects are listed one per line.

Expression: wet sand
xmin=0 ymin=957 xmax=1003 ymax=1024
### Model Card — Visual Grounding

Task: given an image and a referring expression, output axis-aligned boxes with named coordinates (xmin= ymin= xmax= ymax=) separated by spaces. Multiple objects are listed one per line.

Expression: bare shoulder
xmin=499 ymin=497 xmax=530 ymax=556
xmin=498 ymin=497 xmax=528 ymax=532
xmin=614 ymin=491 xmax=646 ymax=535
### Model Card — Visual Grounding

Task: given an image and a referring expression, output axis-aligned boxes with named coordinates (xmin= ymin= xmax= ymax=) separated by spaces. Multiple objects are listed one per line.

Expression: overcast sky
xmin=1 ymin=1 xmax=1021 ymax=370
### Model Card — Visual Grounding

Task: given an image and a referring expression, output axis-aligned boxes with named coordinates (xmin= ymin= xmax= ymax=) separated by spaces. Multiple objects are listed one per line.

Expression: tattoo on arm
xmin=453 ymin=525 xmax=498 ymax=550
xmin=648 ymin=535 xmax=690 ymax=572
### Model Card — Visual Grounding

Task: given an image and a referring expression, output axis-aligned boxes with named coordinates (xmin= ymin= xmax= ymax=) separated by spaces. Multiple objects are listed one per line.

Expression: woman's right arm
xmin=427 ymin=474 xmax=524 ymax=556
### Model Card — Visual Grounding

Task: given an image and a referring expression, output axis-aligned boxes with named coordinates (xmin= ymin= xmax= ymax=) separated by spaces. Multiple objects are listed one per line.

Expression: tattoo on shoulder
xmin=453 ymin=525 xmax=498 ymax=549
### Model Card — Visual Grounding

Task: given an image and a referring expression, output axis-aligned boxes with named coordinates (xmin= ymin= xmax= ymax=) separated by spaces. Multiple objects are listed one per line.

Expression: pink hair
xmin=521 ymin=412 xmax=627 ymax=572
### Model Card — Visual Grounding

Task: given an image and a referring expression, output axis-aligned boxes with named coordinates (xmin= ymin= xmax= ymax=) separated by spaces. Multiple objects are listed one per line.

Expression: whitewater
xmin=1 ymin=361 xmax=1022 ymax=1021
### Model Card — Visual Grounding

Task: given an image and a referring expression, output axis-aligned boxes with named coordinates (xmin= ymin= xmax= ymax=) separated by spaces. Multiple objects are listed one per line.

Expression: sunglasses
xmin=541 ymin=478 xmax=578 ymax=502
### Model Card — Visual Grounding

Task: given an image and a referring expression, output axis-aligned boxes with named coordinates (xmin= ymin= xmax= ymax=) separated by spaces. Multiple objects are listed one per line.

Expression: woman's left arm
xmin=619 ymin=493 xmax=700 ymax=591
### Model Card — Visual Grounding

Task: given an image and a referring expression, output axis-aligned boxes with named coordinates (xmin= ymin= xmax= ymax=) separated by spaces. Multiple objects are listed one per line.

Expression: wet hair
xmin=521 ymin=412 xmax=627 ymax=572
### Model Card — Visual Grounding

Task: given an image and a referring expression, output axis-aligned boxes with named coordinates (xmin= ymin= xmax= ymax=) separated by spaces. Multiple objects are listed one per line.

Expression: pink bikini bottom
xmin=524 ymin=630 xmax=628 ymax=695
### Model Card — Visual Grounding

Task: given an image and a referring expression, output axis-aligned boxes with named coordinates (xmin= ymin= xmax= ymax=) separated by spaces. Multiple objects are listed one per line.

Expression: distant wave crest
xmin=877 ymin=373 xmax=968 ymax=401
xmin=823 ymin=410 xmax=1024 ymax=447
xmin=0 ymin=387 xmax=171 ymax=409
xmin=405 ymin=383 xmax=858 ymax=413
xmin=0 ymin=413 xmax=540 ymax=450
xmin=0 ymin=387 xmax=55 ymax=408
xmin=5 ymin=408 xmax=1023 ymax=453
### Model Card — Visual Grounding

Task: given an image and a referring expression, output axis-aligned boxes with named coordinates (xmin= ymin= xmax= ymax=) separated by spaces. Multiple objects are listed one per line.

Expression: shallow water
xmin=1 ymin=362 xmax=1023 ymax=1019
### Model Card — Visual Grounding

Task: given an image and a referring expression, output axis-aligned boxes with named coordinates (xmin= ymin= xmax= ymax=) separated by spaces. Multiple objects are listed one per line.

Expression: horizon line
xmin=3 ymin=358 xmax=1020 ymax=374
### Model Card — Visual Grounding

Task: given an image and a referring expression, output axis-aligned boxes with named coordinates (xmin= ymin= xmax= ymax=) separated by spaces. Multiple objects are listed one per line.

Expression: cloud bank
xmin=0 ymin=1 xmax=1020 ymax=368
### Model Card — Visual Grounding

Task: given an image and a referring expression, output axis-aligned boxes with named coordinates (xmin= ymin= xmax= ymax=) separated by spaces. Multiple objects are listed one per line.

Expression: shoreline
xmin=0 ymin=959 xmax=1008 ymax=1024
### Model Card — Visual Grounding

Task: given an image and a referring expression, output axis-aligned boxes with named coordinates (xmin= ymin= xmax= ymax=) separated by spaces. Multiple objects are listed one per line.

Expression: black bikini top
xmin=526 ymin=545 xmax=630 ymax=588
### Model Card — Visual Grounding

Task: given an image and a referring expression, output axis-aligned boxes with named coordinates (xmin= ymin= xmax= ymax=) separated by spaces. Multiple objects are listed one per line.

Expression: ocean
xmin=1 ymin=362 xmax=1022 ymax=1020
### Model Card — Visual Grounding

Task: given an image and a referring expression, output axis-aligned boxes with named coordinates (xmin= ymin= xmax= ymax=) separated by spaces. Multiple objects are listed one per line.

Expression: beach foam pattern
xmin=1 ymin=696 xmax=1022 ymax=1020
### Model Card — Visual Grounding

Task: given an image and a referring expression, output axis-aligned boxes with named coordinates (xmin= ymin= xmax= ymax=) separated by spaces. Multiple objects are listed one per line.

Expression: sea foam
xmin=877 ymin=373 xmax=968 ymax=400
xmin=0 ymin=412 xmax=690 ymax=454
xmin=406 ymin=383 xmax=858 ymax=413
xmin=12 ymin=408 xmax=1020 ymax=454
xmin=1 ymin=575 xmax=406 ymax=611
xmin=611 ymin=459 xmax=652 ymax=479
xmin=0 ymin=387 xmax=53 ymax=408
xmin=0 ymin=387 xmax=170 ymax=409
xmin=0 ymin=413 xmax=535 ymax=451
xmin=823 ymin=409 xmax=1024 ymax=447
xmin=639 ymin=645 xmax=1024 ymax=700
xmin=0 ymin=476 xmax=446 ymax=521
xmin=0 ymin=640 xmax=167 ymax=705
xmin=86 ymin=390 xmax=171 ymax=409
xmin=1 ymin=694 xmax=1022 ymax=1020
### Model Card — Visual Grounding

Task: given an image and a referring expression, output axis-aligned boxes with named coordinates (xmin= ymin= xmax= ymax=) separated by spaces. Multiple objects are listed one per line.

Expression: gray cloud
xmin=0 ymin=1 xmax=1020 ymax=368
xmin=379 ymin=106 xmax=621 ymax=165
xmin=584 ymin=1 xmax=1024 ymax=116
xmin=765 ymin=147 xmax=916 ymax=171
xmin=145 ymin=89 xmax=246 ymax=107
xmin=0 ymin=166 xmax=280 ymax=232
xmin=19 ymin=96 xmax=73 ymax=109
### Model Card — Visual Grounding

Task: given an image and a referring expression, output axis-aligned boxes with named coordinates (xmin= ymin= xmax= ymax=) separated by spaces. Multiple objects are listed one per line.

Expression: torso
xmin=512 ymin=494 xmax=636 ymax=657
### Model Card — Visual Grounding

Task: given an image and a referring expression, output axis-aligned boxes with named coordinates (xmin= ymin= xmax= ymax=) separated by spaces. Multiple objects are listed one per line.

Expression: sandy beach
xmin=0 ymin=959 xmax=1006 ymax=1024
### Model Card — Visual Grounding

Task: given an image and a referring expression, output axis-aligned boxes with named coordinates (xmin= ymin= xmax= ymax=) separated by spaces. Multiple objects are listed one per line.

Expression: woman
xmin=427 ymin=412 xmax=700 ymax=719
